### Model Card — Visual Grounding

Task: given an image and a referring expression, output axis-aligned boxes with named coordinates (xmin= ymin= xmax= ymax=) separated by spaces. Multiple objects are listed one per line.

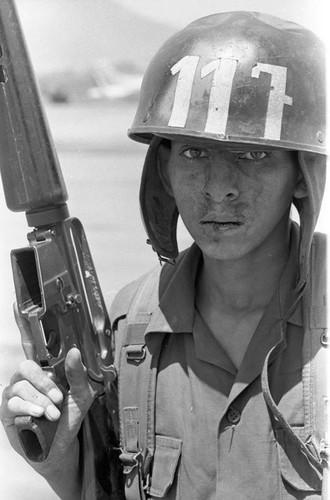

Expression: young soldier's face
xmin=160 ymin=140 xmax=306 ymax=261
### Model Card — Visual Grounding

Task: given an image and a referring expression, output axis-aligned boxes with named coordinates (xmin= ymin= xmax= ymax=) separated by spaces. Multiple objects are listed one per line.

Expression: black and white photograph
xmin=0 ymin=1 xmax=328 ymax=498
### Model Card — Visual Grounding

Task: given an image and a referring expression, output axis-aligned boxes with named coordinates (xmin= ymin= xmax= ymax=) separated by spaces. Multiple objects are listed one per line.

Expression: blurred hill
xmin=15 ymin=0 xmax=176 ymax=102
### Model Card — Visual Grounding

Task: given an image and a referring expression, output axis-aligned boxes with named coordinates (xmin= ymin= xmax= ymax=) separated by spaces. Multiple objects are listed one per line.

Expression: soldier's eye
xmin=237 ymin=151 xmax=269 ymax=161
xmin=182 ymin=148 xmax=208 ymax=159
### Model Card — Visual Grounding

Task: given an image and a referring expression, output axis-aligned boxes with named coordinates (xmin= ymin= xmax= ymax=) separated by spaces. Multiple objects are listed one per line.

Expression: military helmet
xmin=128 ymin=12 xmax=327 ymax=261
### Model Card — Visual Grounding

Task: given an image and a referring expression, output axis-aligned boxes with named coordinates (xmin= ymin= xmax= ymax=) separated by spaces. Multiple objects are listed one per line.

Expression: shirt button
xmin=226 ymin=406 xmax=241 ymax=424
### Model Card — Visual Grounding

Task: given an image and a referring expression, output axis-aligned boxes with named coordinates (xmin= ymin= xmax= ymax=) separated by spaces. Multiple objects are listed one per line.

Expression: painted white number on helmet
xmin=168 ymin=55 xmax=199 ymax=128
xmin=168 ymin=56 xmax=292 ymax=140
xmin=201 ymin=58 xmax=238 ymax=135
xmin=251 ymin=63 xmax=292 ymax=140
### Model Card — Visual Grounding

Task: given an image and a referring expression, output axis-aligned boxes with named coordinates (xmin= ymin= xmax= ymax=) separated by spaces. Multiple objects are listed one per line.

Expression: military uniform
xmin=111 ymin=224 xmax=326 ymax=499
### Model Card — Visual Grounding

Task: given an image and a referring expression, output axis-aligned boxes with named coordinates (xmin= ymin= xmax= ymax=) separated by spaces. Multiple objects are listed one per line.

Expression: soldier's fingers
xmin=6 ymin=379 xmax=49 ymax=405
xmin=2 ymin=383 xmax=61 ymax=422
xmin=6 ymin=396 xmax=44 ymax=419
xmin=9 ymin=360 xmax=63 ymax=405
xmin=5 ymin=380 xmax=60 ymax=418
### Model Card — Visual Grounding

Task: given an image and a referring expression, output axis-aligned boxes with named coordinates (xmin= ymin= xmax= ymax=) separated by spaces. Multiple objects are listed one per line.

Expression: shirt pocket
xmin=275 ymin=428 xmax=322 ymax=499
xmin=149 ymin=435 xmax=182 ymax=498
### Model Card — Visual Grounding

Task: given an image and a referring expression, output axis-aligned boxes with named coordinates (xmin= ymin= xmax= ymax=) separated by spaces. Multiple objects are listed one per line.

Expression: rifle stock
xmin=0 ymin=3 xmax=124 ymax=496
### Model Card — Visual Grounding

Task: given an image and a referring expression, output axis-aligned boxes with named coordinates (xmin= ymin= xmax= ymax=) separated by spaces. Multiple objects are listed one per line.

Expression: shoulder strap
xmin=115 ymin=265 xmax=166 ymax=500
xmin=301 ymin=233 xmax=329 ymax=497
xmin=261 ymin=232 xmax=328 ymax=496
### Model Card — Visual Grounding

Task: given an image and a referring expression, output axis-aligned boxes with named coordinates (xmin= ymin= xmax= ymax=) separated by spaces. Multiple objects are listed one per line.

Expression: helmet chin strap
xmin=146 ymin=238 xmax=176 ymax=266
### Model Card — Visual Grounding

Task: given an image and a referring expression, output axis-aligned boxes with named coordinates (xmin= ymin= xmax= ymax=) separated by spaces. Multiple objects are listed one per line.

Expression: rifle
xmin=0 ymin=1 xmax=124 ymax=497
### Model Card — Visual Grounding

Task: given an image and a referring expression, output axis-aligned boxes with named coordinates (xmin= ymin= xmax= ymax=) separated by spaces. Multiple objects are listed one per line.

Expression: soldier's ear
xmin=157 ymin=140 xmax=174 ymax=197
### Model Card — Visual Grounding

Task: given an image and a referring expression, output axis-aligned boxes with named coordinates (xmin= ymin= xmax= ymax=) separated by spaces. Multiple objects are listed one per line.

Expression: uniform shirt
xmin=142 ymin=229 xmax=322 ymax=499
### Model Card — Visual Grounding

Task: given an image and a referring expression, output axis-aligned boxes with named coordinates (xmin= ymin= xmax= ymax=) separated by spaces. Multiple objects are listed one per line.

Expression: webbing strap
xmin=261 ymin=344 xmax=322 ymax=471
xmin=302 ymin=235 xmax=328 ymax=442
xmin=117 ymin=266 xmax=164 ymax=500
xmin=301 ymin=235 xmax=329 ymax=499
xmin=261 ymin=234 xmax=328 ymax=494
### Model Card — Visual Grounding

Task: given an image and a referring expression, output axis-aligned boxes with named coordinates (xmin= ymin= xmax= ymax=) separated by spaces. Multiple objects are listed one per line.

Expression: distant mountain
xmin=13 ymin=0 xmax=176 ymax=102
xmin=14 ymin=0 xmax=176 ymax=101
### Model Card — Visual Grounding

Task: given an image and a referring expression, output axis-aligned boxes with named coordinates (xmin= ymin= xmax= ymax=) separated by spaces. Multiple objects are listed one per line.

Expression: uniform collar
xmin=226 ymin=227 xmax=302 ymax=399
xmin=146 ymin=223 xmax=302 ymax=338
xmin=191 ymin=232 xmax=302 ymax=376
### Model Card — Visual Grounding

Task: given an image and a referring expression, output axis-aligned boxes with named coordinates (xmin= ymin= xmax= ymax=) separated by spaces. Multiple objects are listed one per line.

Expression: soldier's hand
xmin=0 ymin=347 xmax=95 ymax=475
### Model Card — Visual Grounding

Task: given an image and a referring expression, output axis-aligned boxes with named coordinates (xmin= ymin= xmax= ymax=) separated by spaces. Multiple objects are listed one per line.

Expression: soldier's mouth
xmin=200 ymin=221 xmax=244 ymax=231
xmin=201 ymin=221 xmax=243 ymax=227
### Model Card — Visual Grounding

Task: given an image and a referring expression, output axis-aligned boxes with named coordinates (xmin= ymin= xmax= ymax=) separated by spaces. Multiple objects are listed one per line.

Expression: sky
xmin=120 ymin=0 xmax=328 ymax=42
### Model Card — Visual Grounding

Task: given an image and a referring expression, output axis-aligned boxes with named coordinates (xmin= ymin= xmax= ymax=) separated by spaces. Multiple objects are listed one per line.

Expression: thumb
xmin=65 ymin=348 xmax=95 ymax=405
xmin=47 ymin=348 xmax=95 ymax=456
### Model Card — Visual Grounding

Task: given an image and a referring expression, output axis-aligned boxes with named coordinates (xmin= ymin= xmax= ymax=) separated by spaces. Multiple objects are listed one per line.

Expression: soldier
xmin=1 ymin=11 xmax=327 ymax=500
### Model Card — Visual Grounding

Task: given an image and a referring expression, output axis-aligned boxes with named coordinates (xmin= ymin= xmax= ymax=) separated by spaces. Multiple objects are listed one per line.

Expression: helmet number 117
xmin=168 ymin=55 xmax=292 ymax=141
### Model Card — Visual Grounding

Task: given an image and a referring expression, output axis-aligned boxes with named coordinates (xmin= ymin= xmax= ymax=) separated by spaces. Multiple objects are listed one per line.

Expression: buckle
xmin=320 ymin=439 xmax=330 ymax=462
xmin=146 ymin=240 xmax=176 ymax=266
xmin=321 ymin=332 xmax=330 ymax=347
xmin=125 ymin=345 xmax=146 ymax=362
xmin=119 ymin=451 xmax=142 ymax=474
xmin=143 ymin=473 xmax=151 ymax=492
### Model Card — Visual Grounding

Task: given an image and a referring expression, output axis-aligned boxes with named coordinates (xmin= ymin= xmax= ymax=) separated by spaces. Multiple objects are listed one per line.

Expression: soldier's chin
xmin=195 ymin=237 xmax=248 ymax=262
